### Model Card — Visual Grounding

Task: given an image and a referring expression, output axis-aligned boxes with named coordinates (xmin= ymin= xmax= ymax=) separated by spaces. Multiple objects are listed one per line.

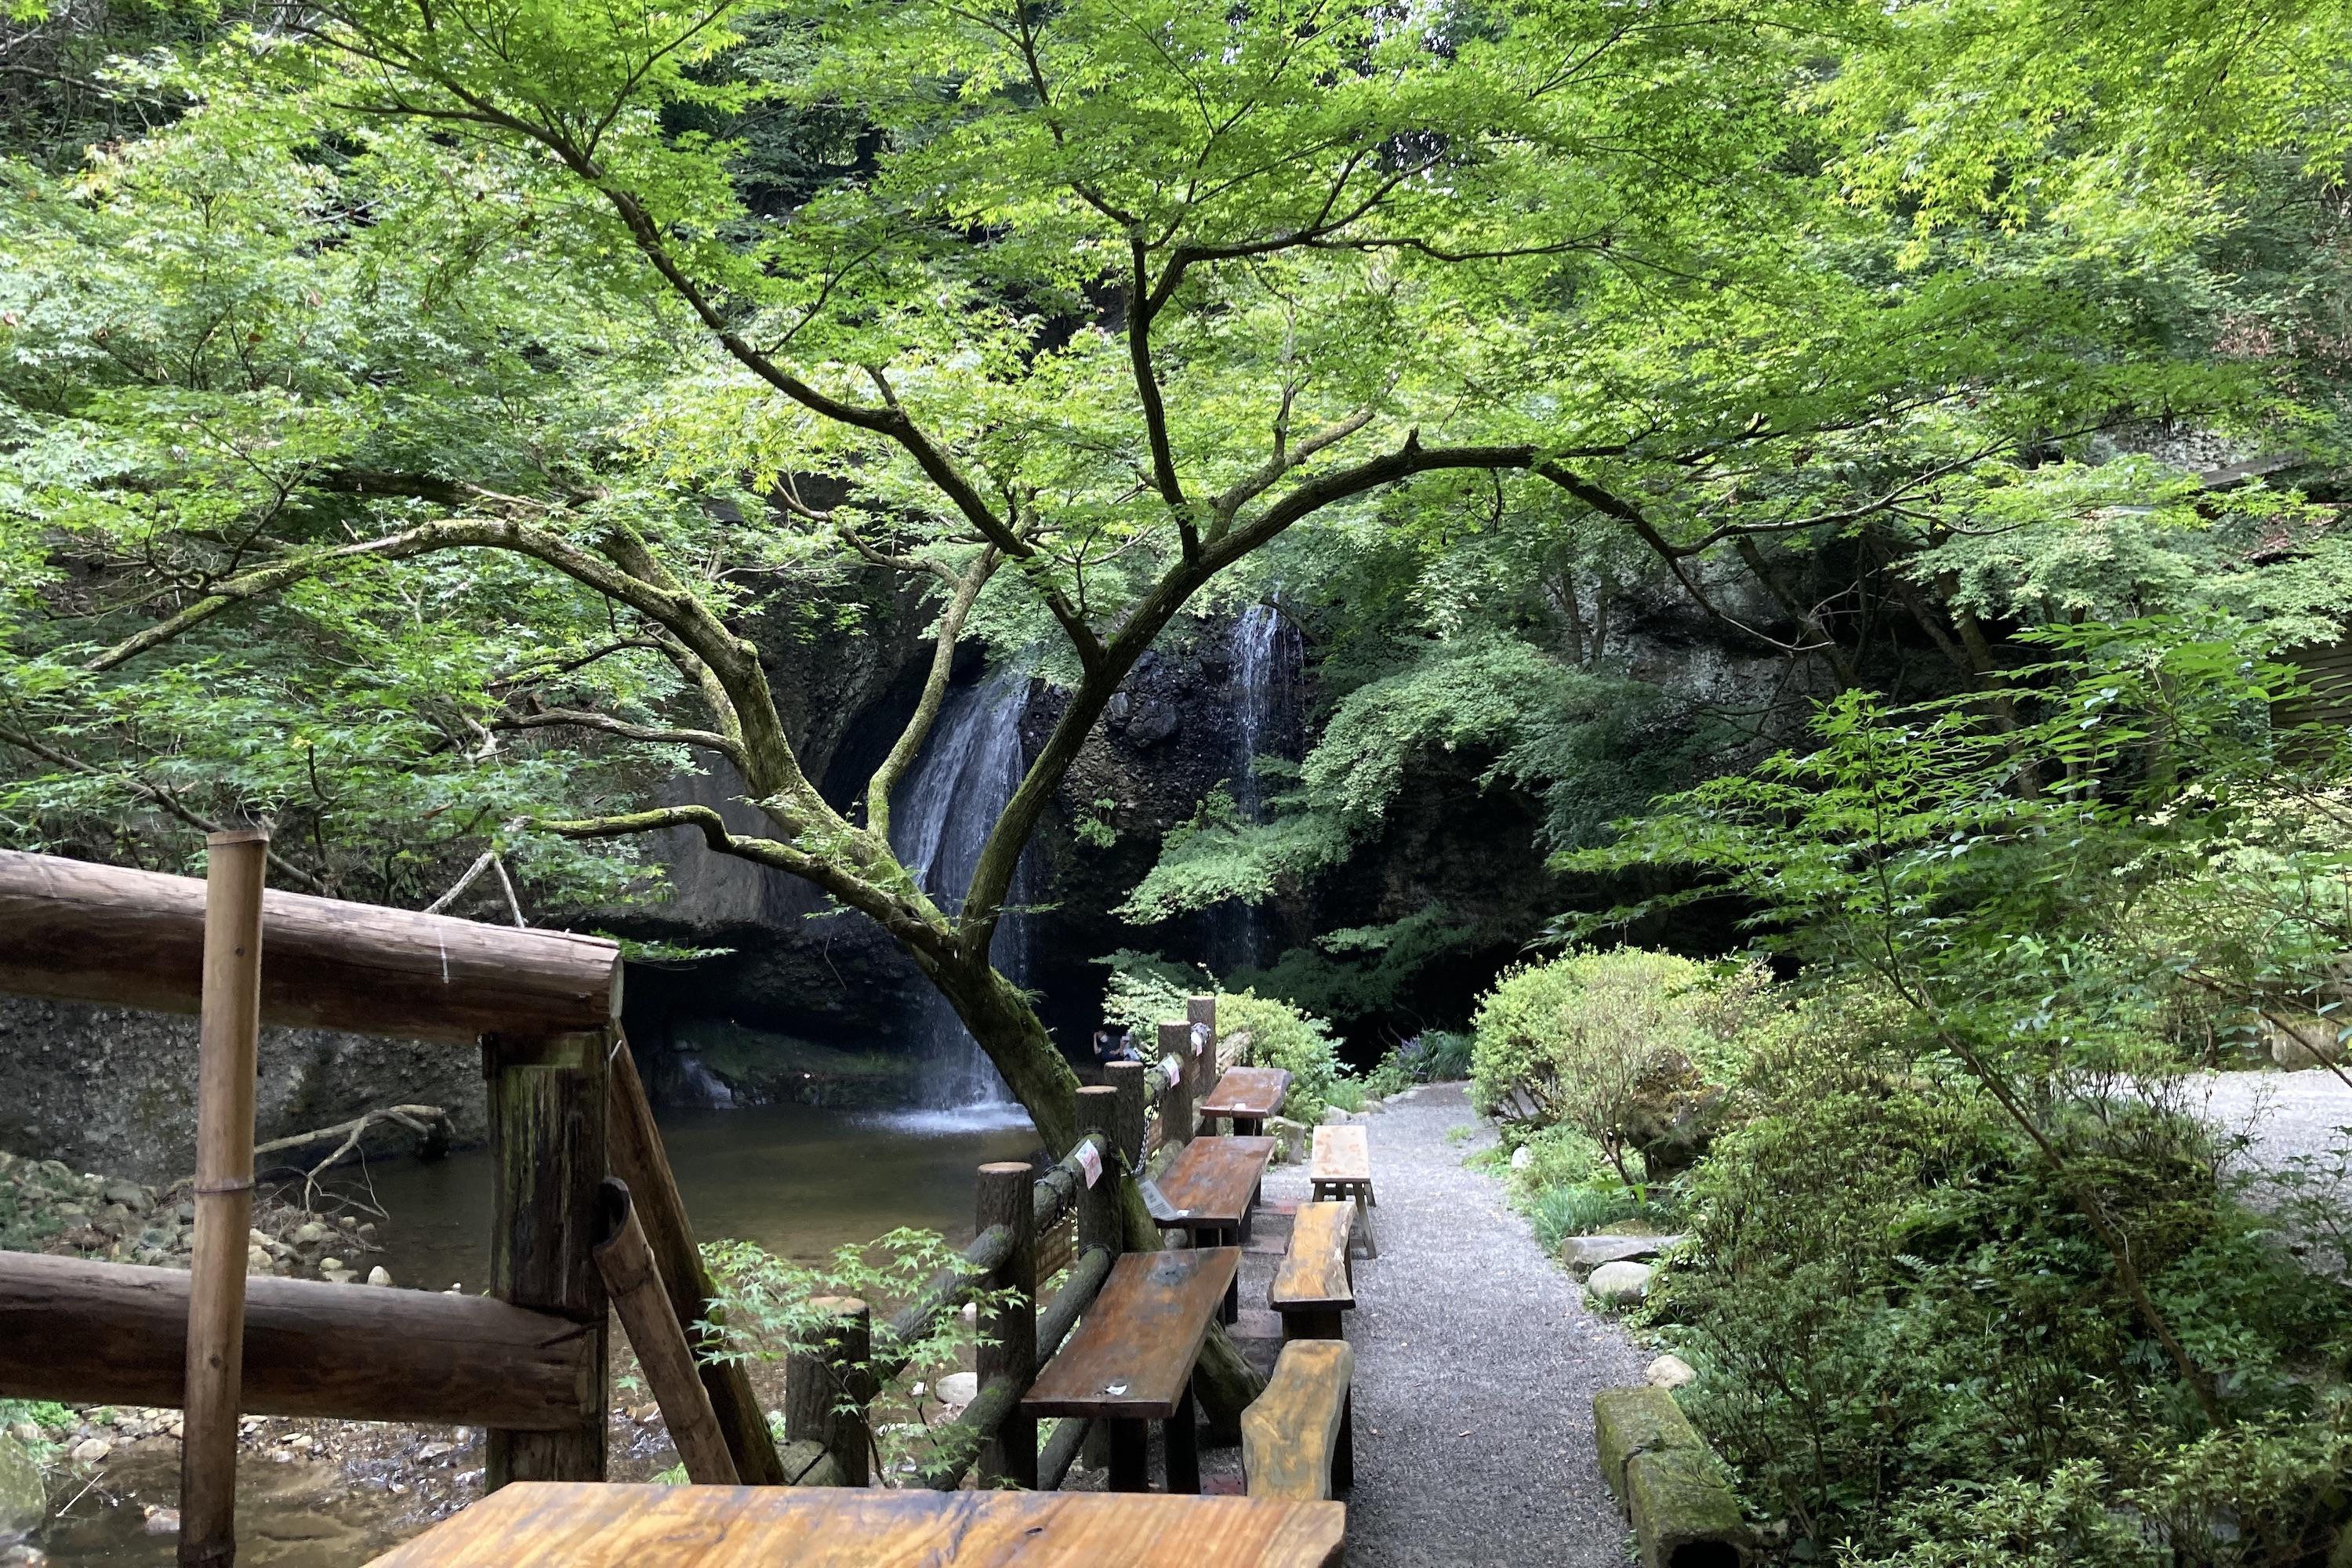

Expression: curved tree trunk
xmin=924 ymin=953 xmax=1266 ymax=1430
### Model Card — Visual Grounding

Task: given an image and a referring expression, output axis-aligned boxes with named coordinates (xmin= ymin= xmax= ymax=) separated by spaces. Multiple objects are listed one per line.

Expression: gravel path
xmin=1250 ymin=1082 xmax=1645 ymax=1568
xmin=2188 ymin=1069 xmax=2352 ymax=1169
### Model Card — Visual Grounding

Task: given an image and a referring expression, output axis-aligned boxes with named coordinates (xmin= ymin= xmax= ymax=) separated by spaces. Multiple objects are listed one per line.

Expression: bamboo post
xmin=786 ymin=1298 xmax=870 ymax=1486
xmin=606 ymin=1044 xmax=785 ymax=1483
xmin=482 ymin=1030 xmax=609 ymax=1488
xmin=975 ymin=1161 xmax=1037 ymax=1488
xmin=179 ymin=829 xmax=268 ymax=1568
xmin=590 ymin=1178 xmax=738 ymax=1485
xmin=1159 ymin=1021 xmax=1196 ymax=1147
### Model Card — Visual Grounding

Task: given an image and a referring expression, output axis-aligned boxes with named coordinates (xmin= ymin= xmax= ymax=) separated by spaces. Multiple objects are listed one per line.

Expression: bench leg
xmin=1108 ymin=1419 xmax=1149 ymax=1493
xmin=1334 ymin=1391 xmax=1354 ymax=1494
xmin=1282 ymin=1308 xmax=1345 ymax=1341
xmin=1165 ymin=1380 xmax=1200 ymax=1495
xmin=1350 ymin=1187 xmax=1378 ymax=1260
xmin=1222 ymin=1226 xmax=1240 ymax=1323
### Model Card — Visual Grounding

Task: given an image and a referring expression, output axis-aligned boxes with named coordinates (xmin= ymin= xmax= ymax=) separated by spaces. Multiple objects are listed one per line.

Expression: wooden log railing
xmin=0 ymin=848 xmax=788 ymax=1509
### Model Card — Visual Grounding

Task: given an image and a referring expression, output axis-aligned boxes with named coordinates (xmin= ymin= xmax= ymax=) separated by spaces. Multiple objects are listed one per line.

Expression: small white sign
xmin=1192 ymin=1021 xmax=1209 ymax=1055
xmin=1076 ymin=1140 xmax=1103 ymax=1189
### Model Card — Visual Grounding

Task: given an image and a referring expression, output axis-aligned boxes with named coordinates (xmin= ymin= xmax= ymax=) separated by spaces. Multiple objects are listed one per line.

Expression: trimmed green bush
xmin=1471 ymin=948 xmax=1766 ymax=1181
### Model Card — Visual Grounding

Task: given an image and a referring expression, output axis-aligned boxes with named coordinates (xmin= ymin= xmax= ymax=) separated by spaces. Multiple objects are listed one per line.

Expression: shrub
xmin=1650 ymin=1007 xmax=2352 ymax=1561
xmin=1215 ymin=989 xmax=1351 ymax=1123
xmin=1471 ymin=948 xmax=1767 ymax=1181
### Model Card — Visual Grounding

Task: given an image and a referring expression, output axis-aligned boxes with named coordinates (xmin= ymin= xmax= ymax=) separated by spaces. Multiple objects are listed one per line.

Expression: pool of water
xmin=31 ymin=1098 xmax=1040 ymax=1566
xmin=363 ymin=1099 xmax=1041 ymax=1293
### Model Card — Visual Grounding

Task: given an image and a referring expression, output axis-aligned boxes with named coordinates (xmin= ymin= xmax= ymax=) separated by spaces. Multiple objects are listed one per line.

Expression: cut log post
xmin=0 ymin=848 xmax=620 ymax=1044
xmin=483 ymin=1031 xmax=609 ymax=1489
xmin=1159 ymin=1022 xmax=1196 ymax=1149
xmin=180 ymin=829 xmax=268 ymax=1568
xmin=0 ymin=1250 xmax=596 ymax=1428
xmin=1106 ymin=1062 xmax=1146 ymax=1178
xmin=975 ymin=1161 xmax=1038 ymax=1489
xmin=606 ymin=1044 xmax=784 ymax=1484
xmin=786 ymin=1298 xmax=871 ymax=1486
xmin=590 ymin=1178 xmax=737 ymax=1485
xmin=1188 ymin=994 xmax=1218 ymax=1065
xmin=1075 ymin=1089 xmax=1121 ymax=1260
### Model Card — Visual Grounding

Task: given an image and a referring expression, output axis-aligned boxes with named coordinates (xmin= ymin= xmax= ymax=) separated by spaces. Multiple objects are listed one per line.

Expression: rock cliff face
xmin=0 ymin=996 xmax=487 ymax=1183
xmin=608 ymin=578 xmax=1818 ymax=1075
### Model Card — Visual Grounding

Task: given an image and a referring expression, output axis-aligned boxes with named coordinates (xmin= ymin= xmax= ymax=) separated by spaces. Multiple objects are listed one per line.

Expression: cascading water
xmin=888 ymin=668 xmax=1039 ymax=1113
xmin=1208 ymin=601 xmax=1305 ymax=975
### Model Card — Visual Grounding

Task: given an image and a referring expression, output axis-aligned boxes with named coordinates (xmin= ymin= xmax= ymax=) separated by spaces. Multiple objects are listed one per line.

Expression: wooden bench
xmin=1241 ymin=1339 xmax=1355 ymax=1501
xmin=1200 ymin=1065 xmax=1292 ymax=1136
xmin=1022 ymin=1247 xmax=1241 ymax=1494
xmin=1150 ymin=1134 xmax=1275 ymax=1320
xmin=1269 ymin=1201 xmax=1355 ymax=1341
xmin=1308 ymin=1125 xmax=1377 ymax=1260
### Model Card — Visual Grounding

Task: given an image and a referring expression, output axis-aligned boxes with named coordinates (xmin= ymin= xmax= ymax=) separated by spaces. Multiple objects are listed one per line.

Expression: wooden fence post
xmin=1188 ymin=993 xmax=1218 ymax=1067
xmin=975 ymin=1161 xmax=1037 ymax=1488
xmin=1159 ymin=1021 xmax=1196 ymax=1148
xmin=1075 ymin=1087 xmax=1121 ymax=1260
xmin=482 ymin=1029 xmax=609 ymax=1489
xmin=1106 ymin=1061 xmax=1146 ymax=1181
xmin=786 ymin=1297 xmax=871 ymax=1486
xmin=180 ymin=829 xmax=267 ymax=1568
xmin=1075 ymin=1084 xmax=1123 ymax=1475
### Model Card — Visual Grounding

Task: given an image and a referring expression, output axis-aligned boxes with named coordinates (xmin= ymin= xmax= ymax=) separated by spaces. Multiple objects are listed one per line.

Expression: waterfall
xmin=1210 ymin=601 xmax=1304 ymax=974
xmin=887 ymin=668 xmax=1037 ymax=1112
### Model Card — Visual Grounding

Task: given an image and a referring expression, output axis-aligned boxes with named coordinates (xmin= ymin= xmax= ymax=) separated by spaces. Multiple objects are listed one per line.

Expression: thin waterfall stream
xmin=1208 ymin=601 xmax=1305 ymax=975
xmin=887 ymin=667 xmax=1040 ymax=1115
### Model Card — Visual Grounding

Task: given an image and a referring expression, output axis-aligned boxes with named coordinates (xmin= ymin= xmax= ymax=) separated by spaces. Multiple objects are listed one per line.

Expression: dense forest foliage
xmin=13 ymin=2 xmax=2352 ymax=1555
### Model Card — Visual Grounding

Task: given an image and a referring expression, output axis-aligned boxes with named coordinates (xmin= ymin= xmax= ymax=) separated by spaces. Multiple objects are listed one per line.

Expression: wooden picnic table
xmin=364 ymin=1482 xmax=1345 ymax=1566
xmin=1201 ymin=1065 xmax=1292 ymax=1135
xmin=1023 ymin=1245 xmax=1240 ymax=1493
xmin=1153 ymin=1134 xmax=1276 ymax=1319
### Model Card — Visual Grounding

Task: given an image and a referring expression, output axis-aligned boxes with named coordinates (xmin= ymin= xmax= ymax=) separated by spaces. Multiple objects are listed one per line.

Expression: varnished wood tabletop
xmin=1022 ymin=1246 xmax=1240 ymax=1417
xmin=1154 ymin=1135 xmax=1276 ymax=1229
xmin=1201 ymin=1065 xmax=1291 ymax=1120
xmin=364 ymin=1483 xmax=1346 ymax=1567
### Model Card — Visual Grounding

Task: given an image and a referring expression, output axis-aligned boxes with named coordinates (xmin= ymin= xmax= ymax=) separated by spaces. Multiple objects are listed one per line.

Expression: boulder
xmin=66 ymin=1438 xmax=108 ymax=1466
xmin=1509 ymin=1145 xmax=1534 ymax=1171
xmin=2267 ymin=1015 xmax=2344 ymax=1070
xmin=1560 ymin=1234 xmax=1680 ymax=1279
xmin=1646 ymin=1354 xmax=1697 ymax=1391
xmin=933 ymin=1372 xmax=978 ymax=1410
xmin=0 ymin=1435 xmax=42 ymax=1543
xmin=1587 ymin=1261 xmax=1653 ymax=1310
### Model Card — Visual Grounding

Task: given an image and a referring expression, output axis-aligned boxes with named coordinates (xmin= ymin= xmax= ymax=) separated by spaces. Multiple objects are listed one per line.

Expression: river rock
xmin=934 ymin=1373 xmax=978 ymax=1410
xmin=293 ymin=1222 xmax=330 ymax=1247
xmin=67 ymin=1437 xmax=109 ymax=1465
xmin=102 ymin=1181 xmax=151 ymax=1214
xmin=1587 ymin=1261 xmax=1653 ymax=1310
xmin=367 ymin=1266 xmax=393 ymax=1287
xmin=1561 ymin=1233 xmax=1681 ymax=1278
xmin=143 ymin=1505 xmax=180 ymax=1536
xmin=1509 ymin=1145 xmax=1534 ymax=1171
xmin=1646 ymin=1354 xmax=1697 ymax=1390
xmin=0 ymin=1435 xmax=42 ymax=1542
